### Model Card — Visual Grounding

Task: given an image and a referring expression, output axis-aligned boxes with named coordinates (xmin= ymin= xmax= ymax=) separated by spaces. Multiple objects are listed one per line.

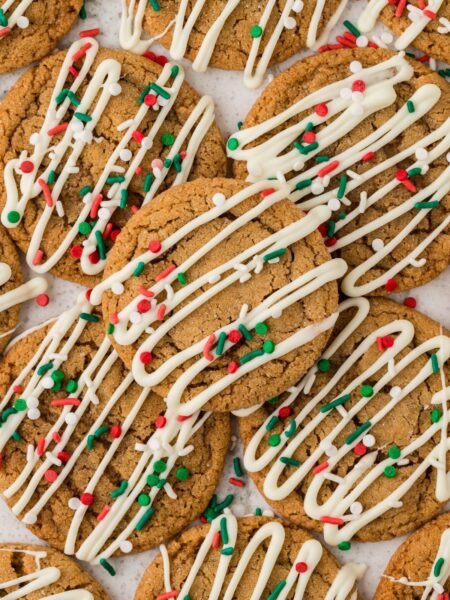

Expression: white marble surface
xmin=0 ymin=1 xmax=449 ymax=598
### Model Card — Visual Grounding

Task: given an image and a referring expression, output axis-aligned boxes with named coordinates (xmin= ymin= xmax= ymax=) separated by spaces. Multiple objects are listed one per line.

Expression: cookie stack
xmin=0 ymin=1 xmax=448 ymax=599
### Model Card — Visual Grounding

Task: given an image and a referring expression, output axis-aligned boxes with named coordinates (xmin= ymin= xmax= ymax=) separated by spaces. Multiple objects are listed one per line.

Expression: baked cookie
xmin=0 ymin=0 xmax=82 ymax=74
xmin=229 ymin=48 xmax=450 ymax=296
xmin=90 ymin=177 xmax=344 ymax=413
xmin=0 ymin=36 xmax=227 ymax=287
xmin=135 ymin=514 xmax=366 ymax=599
xmin=0 ymin=542 xmax=108 ymax=599
xmin=239 ymin=297 xmax=450 ymax=546
xmin=358 ymin=1 xmax=450 ymax=64
xmin=0 ymin=296 xmax=230 ymax=570
xmin=374 ymin=512 xmax=450 ymax=600
xmin=0 ymin=226 xmax=47 ymax=351
xmin=120 ymin=0 xmax=350 ymax=88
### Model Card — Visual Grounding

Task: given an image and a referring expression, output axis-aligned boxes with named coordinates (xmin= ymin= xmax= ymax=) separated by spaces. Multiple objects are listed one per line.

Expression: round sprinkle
xmin=255 ymin=322 xmax=268 ymax=335
xmin=415 ymin=148 xmax=428 ymax=161
xmin=356 ymin=35 xmax=368 ymax=47
xmin=317 ymin=359 xmax=331 ymax=373
xmin=315 ymin=103 xmax=328 ymax=117
xmin=338 ymin=541 xmax=351 ymax=551
xmin=155 ymin=415 xmax=166 ymax=429
xmin=161 ymin=133 xmax=175 ymax=146
xmin=144 ymin=94 xmax=157 ymax=107
xmin=120 ymin=149 xmax=133 ymax=162
xmin=138 ymin=493 xmax=151 ymax=506
xmin=328 ymin=198 xmax=341 ymax=211
xmin=36 ymin=294 xmax=49 ymax=307
xmin=17 ymin=16 xmax=30 ymax=28
xmin=153 ymin=459 xmax=167 ymax=474
xmin=7 ymin=211 xmax=20 ymax=224
xmin=20 ymin=160 xmax=34 ymax=173
xmin=381 ymin=32 xmax=393 ymax=44
xmin=110 ymin=425 xmax=122 ymax=439
xmin=349 ymin=60 xmax=362 ymax=73
xmin=148 ymin=239 xmax=161 ymax=253
xmin=23 ymin=512 xmax=37 ymax=524
xmin=28 ymin=408 xmax=41 ymax=420
xmin=250 ymin=24 xmax=263 ymax=38
xmin=354 ymin=442 xmax=367 ymax=456
xmin=362 ymin=434 xmax=375 ymax=447
xmin=119 ymin=541 xmax=133 ymax=553
xmin=403 ymin=297 xmax=417 ymax=309
xmin=80 ymin=492 xmax=94 ymax=506
xmin=371 ymin=238 xmax=384 ymax=252
xmin=227 ymin=137 xmax=239 ymax=150
xmin=140 ymin=351 xmax=153 ymax=365
xmin=284 ymin=16 xmax=296 ymax=29
xmin=44 ymin=469 xmax=58 ymax=483
xmin=295 ymin=562 xmax=308 ymax=573
xmin=109 ymin=83 xmax=122 ymax=96
xmin=384 ymin=465 xmax=397 ymax=478
xmin=263 ymin=340 xmax=275 ymax=354
xmin=111 ymin=282 xmax=125 ymax=295
xmin=68 ymin=497 xmax=81 ymax=510
xmin=146 ymin=474 xmax=159 ymax=487
xmin=212 ymin=193 xmax=226 ymax=206
xmin=350 ymin=502 xmax=363 ymax=515
xmin=78 ymin=221 xmax=91 ymax=235
xmin=176 ymin=467 xmax=190 ymax=481
xmin=388 ymin=445 xmax=401 ymax=459
xmin=360 ymin=384 xmax=374 ymax=398
xmin=390 ymin=386 xmax=402 ymax=398
xmin=268 ymin=434 xmax=281 ymax=447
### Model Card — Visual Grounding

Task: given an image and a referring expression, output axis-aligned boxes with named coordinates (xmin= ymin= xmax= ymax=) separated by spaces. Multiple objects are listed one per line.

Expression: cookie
xmin=358 ymin=1 xmax=450 ymax=64
xmin=0 ymin=542 xmax=108 ymax=599
xmin=135 ymin=514 xmax=366 ymax=599
xmin=120 ymin=0 xmax=351 ymax=89
xmin=229 ymin=48 xmax=450 ymax=296
xmin=0 ymin=296 xmax=230 ymax=569
xmin=0 ymin=36 xmax=227 ymax=287
xmin=0 ymin=0 xmax=82 ymax=74
xmin=91 ymin=177 xmax=343 ymax=413
xmin=239 ymin=297 xmax=450 ymax=545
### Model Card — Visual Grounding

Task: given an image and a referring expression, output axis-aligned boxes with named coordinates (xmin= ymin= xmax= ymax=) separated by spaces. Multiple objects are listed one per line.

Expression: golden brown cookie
xmin=134 ymin=515 xmax=366 ymax=599
xmin=120 ymin=0 xmax=349 ymax=88
xmin=0 ymin=37 xmax=227 ymax=286
xmin=239 ymin=297 xmax=450 ymax=545
xmin=92 ymin=177 xmax=342 ymax=413
xmin=0 ymin=542 xmax=109 ymax=599
xmin=358 ymin=0 xmax=450 ymax=64
xmin=0 ymin=298 xmax=230 ymax=567
xmin=0 ymin=0 xmax=82 ymax=74
xmin=229 ymin=48 xmax=450 ymax=296
xmin=374 ymin=512 xmax=450 ymax=600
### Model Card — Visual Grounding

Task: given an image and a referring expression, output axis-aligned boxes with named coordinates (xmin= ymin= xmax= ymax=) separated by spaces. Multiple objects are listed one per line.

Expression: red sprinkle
xmin=0 ymin=27 xmax=11 ymax=38
xmin=155 ymin=415 xmax=167 ymax=429
xmin=320 ymin=516 xmax=344 ymax=525
xmin=354 ymin=442 xmax=367 ymax=457
xmin=155 ymin=264 xmax=176 ymax=281
xmin=382 ymin=335 xmax=394 ymax=348
xmin=139 ymin=286 xmax=155 ymax=298
xmin=203 ymin=334 xmax=216 ymax=362
xmin=47 ymin=123 xmax=69 ymax=137
xmin=44 ymin=469 xmax=58 ymax=483
xmin=33 ymin=250 xmax=44 ymax=266
xmin=38 ymin=178 xmax=54 ymax=207
xmin=13 ymin=385 xmax=23 ymax=394
xmin=148 ymin=240 xmax=162 ymax=253
xmin=70 ymin=245 xmax=83 ymax=258
xmin=80 ymin=492 xmax=94 ymax=506
xmin=97 ymin=505 xmax=110 ymax=522
xmin=278 ymin=406 xmax=292 ymax=418
xmin=352 ymin=80 xmax=366 ymax=92
xmin=313 ymin=461 xmax=329 ymax=474
xmin=52 ymin=432 xmax=61 ymax=443
xmin=228 ymin=330 xmax=242 ymax=344
xmin=303 ymin=131 xmax=316 ymax=144
xmin=385 ymin=279 xmax=398 ymax=293
xmin=140 ymin=351 xmax=153 ymax=365
xmin=132 ymin=130 xmax=145 ymax=144
xmin=137 ymin=299 xmax=152 ymax=313
xmin=295 ymin=562 xmax=308 ymax=573
xmin=89 ymin=193 xmax=103 ymax=219
xmin=110 ymin=312 xmax=119 ymax=325
xmin=212 ymin=531 xmax=221 ymax=548
xmin=69 ymin=66 xmax=79 ymax=78
xmin=260 ymin=188 xmax=276 ymax=198
xmin=156 ymin=592 xmax=178 ymax=600
xmin=88 ymin=250 xmax=100 ymax=265
xmin=20 ymin=160 xmax=34 ymax=173
xmin=57 ymin=451 xmax=70 ymax=463
xmin=177 ymin=414 xmax=191 ymax=422
xmin=395 ymin=169 xmax=408 ymax=182
xmin=144 ymin=94 xmax=157 ymax=107
xmin=404 ymin=296 xmax=417 ymax=308
xmin=229 ymin=477 xmax=245 ymax=487
xmin=315 ymin=103 xmax=329 ymax=117
xmin=318 ymin=160 xmax=339 ymax=178
xmin=36 ymin=294 xmax=49 ymax=307
xmin=80 ymin=28 xmax=101 ymax=38
xmin=156 ymin=304 xmax=166 ymax=320
xmin=72 ymin=42 xmax=92 ymax=62
xmin=51 ymin=398 xmax=81 ymax=407
xmin=110 ymin=425 xmax=122 ymax=439
xmin=37 ymin=437 xmax=46 ymax=456
xmin=361 ymin=151 xmax=375 ymax=162
xmin=228 ymin=361 xmax=239 ymax=374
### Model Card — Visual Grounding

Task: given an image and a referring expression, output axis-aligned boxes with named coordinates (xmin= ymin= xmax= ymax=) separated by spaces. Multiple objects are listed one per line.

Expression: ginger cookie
xmin=0 ymin=542 xmax=109 ymax=599
xmin=120 ymin=0 xmax=350 ymax=89
xmin=91 ymin=177 xmax=343 ymax=413
xmin=0 ymin=226 xmax=47 ymax=351
xmin=134 ymin=514 xmax=366 ymax=599
xmin=0 ymin=297 xmax=230 ymax=571
xmin=239 ymin=297 xmax=450 ymax=546
xmin=0 ymin=0 xmax=82 ymax=74
xmin=358 ymin=1 xmax=450 ymax=64
xmin=0 ymin=36 xmax=227 ymax=287
xmin=374 ymin=512 xmax=450 ymax=600
xmin=229 ymin=48 xmax=450 ymax=296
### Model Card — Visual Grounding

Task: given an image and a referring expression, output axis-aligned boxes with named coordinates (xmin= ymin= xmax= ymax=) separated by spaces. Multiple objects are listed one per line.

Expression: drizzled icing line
xmin=227 ymin=53 xmax=450 ymax=295
xmin=155 ymin=511 xmax=365 ymax=599
xmin=358 ymin=0 xmax=447 ymax=52
xmin=89 ymin=179 xmax=347 ymax=397
xmin=1 ymin=37 xmax=216 ymax=276
xmin=0 ymin=547 xmax=93 ymax=599
xmin=119 ymin=0 xmax=349 ymax=89
xmin=0 ymin=262 xmax=47 ymax=314
xmin=0 ymin=0 xmax=32 ymax=35
xmin=243 ymin=297 xmax=450 ymax=546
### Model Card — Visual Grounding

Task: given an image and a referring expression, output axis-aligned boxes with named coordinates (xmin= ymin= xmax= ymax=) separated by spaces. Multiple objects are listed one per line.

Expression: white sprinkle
xmin=328 ymin=198 xmax=341 ymax=211
xmin=356 ymin=35 xmax=368 ymax=48
xmin=120 ymin=540 xmax=133 ymax=553
xmin=311 ymin=180 xmax=324 ymax=195
xmin=111 ymin=282 xmax=125 ymax=295
xmin=30 ymin=133 xmax=40 ymax=146
xmin=27 ymin=397 xmax=39 ymax=409
xmin=284 ymin=16 xmax=297 ymax=29
xmin=142 ymin=137 xmax=153 ymax=150
xmin=65 ymin=413 xmax=77 ymax=425
xmin=371 ymin=238 xmax=384 ymax=252
xmin=293 ymin=160 xmax=304 ymax=171
xmin=207 ymin=272 xmax=221 ymax=284
xmin=415 ymin=147 xmax=428 ymax=161
xmin=292 ymin=0 xmax=304 ymax=11
xmin=349 ymin=60 xmax=362 ymax=74
xmin=42 ymin=376 xmax=55 ymax=389
xmin=120 ymin=149 xmax=133 ymax=162
xmin=381 ymin=32 xmax=393 ymax=44
xmin=263 ymin=509 xmax=275 ymax=517
xmin=359 ymin=191 xmax=368 ymax=213
xmin=350 ymin=502 xmax=363 ymax=515
xmin=117 ymin=119 xmax=134 ymax=132
xmin=109 ymin=83 xmax=122 ymax=96
xmin=68 ymin=497 xmax=81 ymax=510
xmin=212 ymin=193 xmax=226 ymax=206
xmin=148 ymin=438 xmax=161 ymax=452
xmin=390 ymin=386 xmax=402 ymax=398
xmin=362 ymin=434 xmax=375 ymax=447
xmin=98 ymin=208 xmax=110 ymax=221
xmin=28 ymin=408 xmax=41 ymax=420
xmin=17 ymin=16 xmax=30 ymax=28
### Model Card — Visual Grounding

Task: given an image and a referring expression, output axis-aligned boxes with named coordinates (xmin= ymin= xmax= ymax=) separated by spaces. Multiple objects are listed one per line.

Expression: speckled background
xmin=0 ymin=1 xmax=449 ymax=598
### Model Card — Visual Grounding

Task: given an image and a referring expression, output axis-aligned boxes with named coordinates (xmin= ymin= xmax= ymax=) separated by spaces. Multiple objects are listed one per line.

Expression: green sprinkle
xmin=161 ymin=133 xmax=175 ymax=146
xmin=106 ymin=176 xmax=125 ymax=185
xmin=99 ymin=558 xmax=116 ymax=576
xmin=51 ymin=370 xmax=64 ymax=382
xmin=135 ymin=507 xmax=155 ymax=531
xmin=384 ymin=465 xmax=397 ymax=478
xmin=79 ymin=1 xmax=87 ymax=18
xmin=150 ymin=82 xmax=170 ymax=100
xmin=360 ymin=385 xmax=374 ymax=398
xmin=345 ymin=421 xmax=372 ymax=445
xmin=267 ymin=397 xmax=280 ymax=405
xmin=171 ymin=65 xmax=179 ymax=78
xmin=177 ymin=272 xmax=187 ymax=286
xmin=280 ymin=456 xmax=301 ymax=467
xmin=66 ymin=380 xmax=78 ymax=393
xmin=107 ymin=323 xmax=115 ymax=335
xmin=343 ymin=20 xmax=360 ymax=37
xmin=173 ymin=153 xmax=182 ymax=173
xmin=388 ymin=445 xmax=401 ymax=459
xmin=0 ymin=10 xmax=8 ymax=26
xmin=48 ymin=170 xmax=56 ymax=184
xmin=320 ymin=394 xmax=351 ymax=413
xmin=431 ymin=353 xmax=439 ymax=373
xmin=11 ymin=431 xmax=21 ymax=441
xmin=133 ymin=261 xmax=145 ymax=277
xmin=1 ymin=407 xmax=17 ymax=423
xmin=255 ymin=507 xmax=263 ymax=516
xmin=407 ymin=167 xmax=422 ymax=177
xmin=163 ymin=158 xmax=172 ymax=169
xmin=238 ymin=324 xmax=252 ymax=341
xmin=149 ymin=0 xmax=160 ymax=10
xmin=220 ymin=516 xmax=229 ymax=544
xmin=305 ymin=122 xmax=314 ymax=132
xmin=284 ymin=419 xmax=296 ymax=438
xmin=176 ymin=467 xmax=190 ymax=481
xmin=406 ymin=100 xmax=415 ymax=113
xmin=263 ymin=248 xmax=286 ymax=262
xmin=87 ymin=435 xmax=95 ymax=450
xmin=250 ymin=24 xmax=263 ymax=38
xmin=111 ymin=480 xmax=128 ymax=498
xmin=144 ymin=174 xmax=154 ymax=193
xmin=268 ymin=434 xmax=281 ymax=447
xmin=216 ymin=331 xmax=227 ymax=356
xmin=80 ymin=186 xmax=93 ymax=197
xmin=80 ymin=313 xmax=99 ymax=322
xmin=434 ymin=557 xmax=445 ymax=577
xmin=263 ymin=340 xmax=275 ymax=354
xmin=227 ymin=137 xmax=239 ymax=151
xmin=221 ymin=547 xmax=234 ymax=556
xmin=139 ymin=84 xmax=152 ymax=105
xmin=415 ymin=200 xmax=440 ymax=209
xmin=318 ymin=359 xmax=331 ymax=373
xmin=138 ymin=493 xmax=150 ymax=506
xmin=327 ymin=220 xmax=336 ymax=238
xmin=7 ymin=211 xmax=20 ymax=224
xmin=233 ymin=457 xmax=243 ymax=477
xmin=74 ymin=112 xmax=92 ymax=122
xmin=431 ymin=409 xmax=442 ymax=423
xmin=337 ymin=175 xmax=347 ymax=199
xmin=338 ymin=541 xmax=351 ymax=551
xmin=37 ymin=363 xmax=53 ymax=376
xmin=255 ymin=322 xmax=268 ymax=336
xmin=153 ymin=459 xmax=167 ymax=474
xmin=13 ymin=399 xmax=27 ymax=412
xmin=120 ymin=189 xmax=128 ymax=209
xmin=315 ymin=155 xmax=330 ymax=163
xmin=95 ymin=230 xmax=106 ymax=261
xmin=266 ymin=416 xmax=279 ymax=431
xmin=147 ymin=474 xmax=159 ymax=487
xmin=267 ymin=580 xmax=286 ymax=600
xmin=240 ymin=349 xmax=264 ymax=365
xmin=94 ymin=425 xmax=110 ymax=439
xmin=338 ymin=212 xmax=347 ymax=220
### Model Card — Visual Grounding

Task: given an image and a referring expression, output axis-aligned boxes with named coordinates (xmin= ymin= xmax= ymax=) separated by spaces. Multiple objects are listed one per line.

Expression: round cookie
xmin=0 ymin=37 xmax=227 ymax=287
xmin=358 ymin=1 xmax=450 ymax=64
xmin=135 ymin=514 xmax=366 ymax=599
xmin=0 ymin=297 xmax=230 ymax=566
xmin=239 ymin=297 xmax=450 ymax=545
xmin=229 ymin=48 xmax=450 ymax=297
xmin=120 ymin=0 xmax=350 ymax=89
xmin=374 ymin=512 xmax=450 ymax=600
xmin=0 ymin=542 xmax=109 ymax=599
xmin=91 ymin=177 xmax=343 ymax=413
xmin=0 ymin=0 xmax=82 ymax=74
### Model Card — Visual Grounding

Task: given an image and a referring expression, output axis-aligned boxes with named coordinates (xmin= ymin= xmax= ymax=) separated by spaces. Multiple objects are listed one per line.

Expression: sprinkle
xmin=313 ymin=461 xmax=329 ymax=474
xmin=220 ymin=517 xmax=229 ymax=544
xmin=72 ymin=42 xmax=92 ymax=62
xmin=134 ymin=262 xmax=145 ymax=277
xmin=345 ymin=421 xmax=372 ymax=445
xmin=156 ymin=593 xmax=178 ymax=600
xmin=38 ymin=179 xmax=54 ymax=207
xmin=320 ymin=394 xmax=350 ymax=413
xmin=240 ymin=349 xmax=264 ymax=365
xmin=360 ymin=385 xmax=374 ymax=398
xmin=284 ymin=419 xmax=296 ymax=438
xmin=268 ymin=434 xmax=281 ymax=447
xmin=238 ymin=324 xmax=252 ymax=341
xmin=99 ymin=558 xmax=116 ymax=576
xmin=74 ymin=111 xmax=92 ymax=122
xmin=203 ymin=334 xmax=216 ymax=361
xmin=233 ymin=457 xmax=243 ymax=477
xmin=156 ymin=304 xmax=166 ymax=320
xmin=51 ymin=398 xmax=80 ymax=407
xmin=36 ymin=293 xmax=49 ymax=307
xmin=434 ymin=557 xmax=445 ymax=577
xmin=95 ymin=231 xmax=106 ymax=260
xmin=111 ymin=480 xmax=128 ymax=498
xmin=255 ymin=322 xmax=268 ymax=335
xmin=384 ymin=465 xmax=397 ymax=478
xmin=318 ymin=160 xmax=339 ymax=178
xmin=176 ymin=467 xmax=189 ymax=481
xmin=280 ymin=456 xmax=301 ymax=467
xmin=97 ymin=506 xmax=110 ymax=522
xmin=385 ymin=278 xmax=398 ymax=292
xmin=431 ymin=353 xmax=439 ymax=373
xmin=216 ymin=331 xmax=227 ymax=356
xmin=80 ymin=27 xmax=101 ymax=37
xmin=80 ymin=313 xmax=99 ymax=322
xmin=415 ymin=200 xmax=440 ymax=209
xmin=135 ymin=507 xmax=155 ymax=531
xmin=212 ymin=531 xmax=221 ymax=548
xmin=150 ymin=82 xmax=171 ymax=100
xmin=80 ymin=492 xmax=94 ymax=506
xmin=388 ymin=445 xmax=401 ymax=459
xmin=140 ymin=352 xmax=153 ymax=365
xmin=156 ymin=264 xmax=176 ymax=281
xmin=263 ymin=248 xmax=286 ymax=262
xmin=406 ymin=100 xmax=415 ymax=113
xmin=229 ymin=477 xmax=245 ymax=487
xmin=338 ymin=541 xmax=351 ymax=551
xmin=228 ymin=361 xmax=239 ymax=374
xmin=404 ymin=297 xmax=417 ymax=308
xmin=320 ymin=516 xmax=344 ymax=525
xmin=221 ymin=547 xmax=234 ymax=556
xmin=431 ymin=409 xmax=442 ymax=423
xmin=267 ymin=581 xmax=286 ymax=600
xmin=317 ymin=359 xmax=331 ymax=372
xmin=44 ymin=469 xmax=58 ymax=483
xmin=296 ymin=562 xmax=308 ymax=573
xmin=47 ymin=123 xmax=69 ymax=136
xmin=80 ymin=185 xmax=93 ymax=197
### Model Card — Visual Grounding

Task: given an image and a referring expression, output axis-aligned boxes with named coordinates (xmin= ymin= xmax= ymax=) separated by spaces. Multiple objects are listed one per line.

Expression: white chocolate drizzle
xmin=1 ymin=37 xmax=217 ymax=277
xmin=0 ymin=0 xmax=32 ymax=35
xmin=227 ymin=53 xmax=450 ymax=295
xmin=0 ymin=261 xmax=47 ymax=314
xmin=243 ymin=297 xmax=450 ymax=546
xmin=119 ymin=0 xmax=349 ymax=89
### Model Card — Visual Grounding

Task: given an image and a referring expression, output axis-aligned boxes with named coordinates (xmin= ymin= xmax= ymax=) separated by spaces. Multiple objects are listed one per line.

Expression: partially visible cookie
xmin=0 ymin=37 xmax=227 ymax=286
xmin=120 ymin=0 xmax=350 ymax=88
xmin=0 ymin=542 xmax=109 ymax=599
xmin=135 ymin=514 xmax=366 ymax=599
xmin=230 ymin=48 xmax=450 ymax=296
xmin=374 ymin=512 xmax=450 ymax=600
xmin=358 ymin=0 xmax=450 ymax=64
xmin=92 ymin=177 xmax=343 ymax=413
xmin=239 ymin=297 xmax=450 ymax=545
xmin=0 ymin=297 xmax=230 ymax=567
